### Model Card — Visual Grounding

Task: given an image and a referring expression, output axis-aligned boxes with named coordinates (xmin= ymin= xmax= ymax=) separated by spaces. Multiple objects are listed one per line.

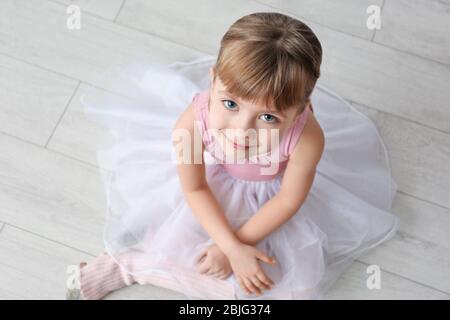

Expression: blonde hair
xmin=213 ymin=12 xmax=322 ymax=114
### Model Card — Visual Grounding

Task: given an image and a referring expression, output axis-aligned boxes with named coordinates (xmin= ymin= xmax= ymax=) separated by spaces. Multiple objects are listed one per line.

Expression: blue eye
xmin=260 ymin=114 xmax=277 ymax=123
xmin=222 ymin=99 xmax=238 ymax=110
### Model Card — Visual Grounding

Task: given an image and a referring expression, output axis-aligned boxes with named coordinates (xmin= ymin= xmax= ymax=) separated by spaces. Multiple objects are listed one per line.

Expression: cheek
xmin=257 ymin=127 xmax=286 ymax=149
xmin=208 ymin=104 xmax=229 ymax=129
xmin=257 ymin=129 xmax=269 ymax=144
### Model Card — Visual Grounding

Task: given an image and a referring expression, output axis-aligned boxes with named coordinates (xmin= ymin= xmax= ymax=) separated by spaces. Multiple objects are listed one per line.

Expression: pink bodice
xmin=192 ymin=90 xmax=312 ymax=181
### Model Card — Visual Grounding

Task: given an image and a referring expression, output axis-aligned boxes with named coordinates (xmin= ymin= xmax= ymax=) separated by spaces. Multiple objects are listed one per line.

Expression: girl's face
xmin=208 ymin=67 xmax=301 ymax=160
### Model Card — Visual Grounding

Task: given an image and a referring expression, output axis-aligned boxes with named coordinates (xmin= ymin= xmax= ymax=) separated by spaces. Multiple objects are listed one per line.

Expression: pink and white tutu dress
xmin=80 ymin=55 xmax=399 ymax=300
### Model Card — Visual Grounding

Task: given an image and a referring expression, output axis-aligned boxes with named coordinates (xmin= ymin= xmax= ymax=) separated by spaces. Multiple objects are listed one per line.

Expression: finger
xmin=236 ymin=276 xmax=249 ymax=294
xmin=257 ymin=252 xmax=277 ymax=265
xmin=237 ymin=276 xmax=251 ymax=295
xmin=256 ymin=271 xmax=274 ymax=286
xmin=250 ymin=275 xmax=270 ymax=290
xmin=243 ymin=277 xmax=261 ymax=296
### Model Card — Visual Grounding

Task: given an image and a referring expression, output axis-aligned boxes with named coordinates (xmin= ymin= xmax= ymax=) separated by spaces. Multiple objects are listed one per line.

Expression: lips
xmin=223 ymin=136 xmax=250 ymax=149
xmin=233 ymin=141 xmax=249 ymax=149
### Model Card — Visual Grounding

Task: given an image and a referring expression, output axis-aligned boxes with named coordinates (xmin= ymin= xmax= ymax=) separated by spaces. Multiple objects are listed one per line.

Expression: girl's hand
xmin=225 ymin=243 xmax=276 ymax=296
xmin=196 ymin=243 xmax=233 ymax=280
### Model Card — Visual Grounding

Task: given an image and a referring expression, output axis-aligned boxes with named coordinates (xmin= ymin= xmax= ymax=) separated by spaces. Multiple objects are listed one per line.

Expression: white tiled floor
xmin=0 ymin=0 xmax=449 ymax=299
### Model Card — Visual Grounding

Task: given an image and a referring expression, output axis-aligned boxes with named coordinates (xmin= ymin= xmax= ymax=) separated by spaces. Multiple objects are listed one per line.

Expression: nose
xmin=235 ymin=115 xmax=252 ymax=130
xmin=232 ymin=119 xmax=257 ymax=145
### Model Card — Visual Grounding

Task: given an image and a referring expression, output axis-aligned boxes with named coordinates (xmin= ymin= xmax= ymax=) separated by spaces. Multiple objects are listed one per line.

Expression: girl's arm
xmin=172 ymin=103 xmax=241 ymax=255
xmin=234 ymin=113 xmax=325 ymax=246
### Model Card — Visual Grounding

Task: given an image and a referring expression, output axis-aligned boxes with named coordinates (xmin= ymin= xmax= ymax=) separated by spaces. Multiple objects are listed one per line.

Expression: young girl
xmin=70 ymin=12 xmax=399 ymax=300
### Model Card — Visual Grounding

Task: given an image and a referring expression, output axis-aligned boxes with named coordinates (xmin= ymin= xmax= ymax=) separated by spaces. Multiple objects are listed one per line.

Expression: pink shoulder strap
xmin=192 ymin=91 xmax=211 ymax=144
xmin=283 ymin=105 xmax=312 ymax=156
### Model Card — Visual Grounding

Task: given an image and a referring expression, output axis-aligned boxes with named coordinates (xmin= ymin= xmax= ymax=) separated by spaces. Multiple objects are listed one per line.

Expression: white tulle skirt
xmin=81 ymin=56 xmax=400 ymax=300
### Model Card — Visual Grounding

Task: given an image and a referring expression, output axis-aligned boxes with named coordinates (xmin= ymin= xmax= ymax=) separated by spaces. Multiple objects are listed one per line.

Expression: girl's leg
xmin=79 ymin=250 xmax=236 ymax=300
